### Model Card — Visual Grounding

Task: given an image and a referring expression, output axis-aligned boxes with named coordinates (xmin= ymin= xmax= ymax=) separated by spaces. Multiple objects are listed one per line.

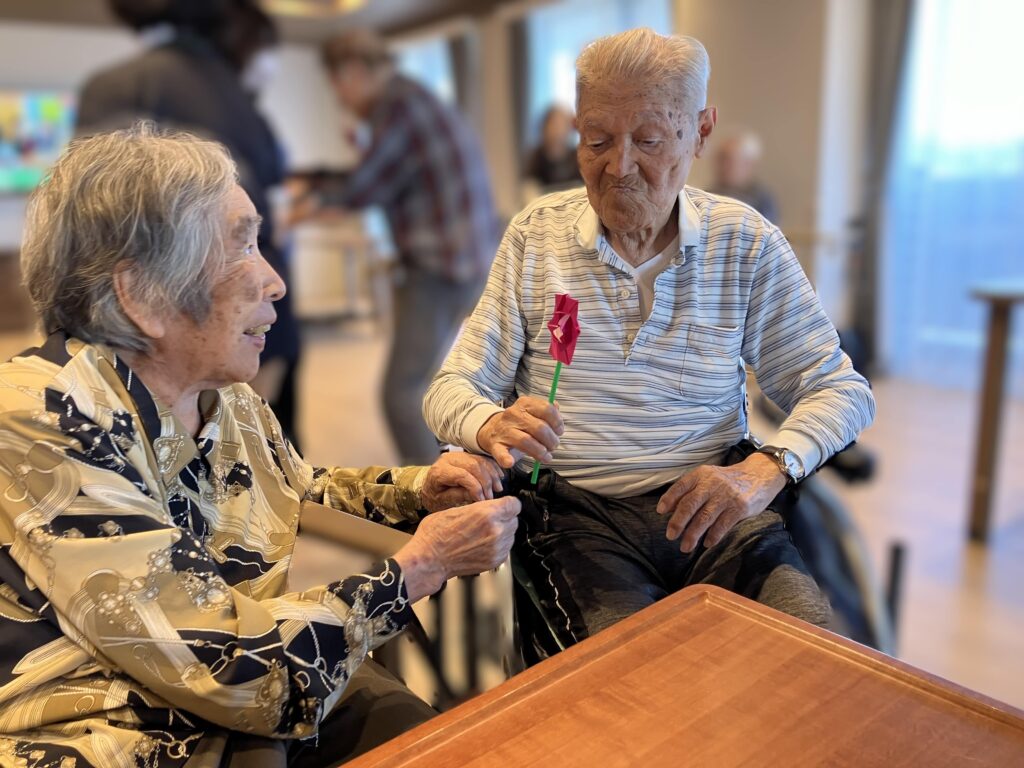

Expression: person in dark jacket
xmin=76 ymin=0 xmax=305 ymax=448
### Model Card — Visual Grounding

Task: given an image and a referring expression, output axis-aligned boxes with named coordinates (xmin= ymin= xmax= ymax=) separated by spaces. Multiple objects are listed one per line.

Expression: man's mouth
xmin=243 ymin=324 xmax=272 ymax=337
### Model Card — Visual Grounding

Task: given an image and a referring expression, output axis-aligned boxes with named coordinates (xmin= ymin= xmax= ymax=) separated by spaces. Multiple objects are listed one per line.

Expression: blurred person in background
xmin=75 ymin=0 xmax=305 ymax=450
xmin=709 ymin=129 xmax=779 ymax=223
xmin=0 ymin=124 xmax=517 ymax=768
xmin=290 ymin=28 xmax=498 ymax=467
xmin=522 ymin=104 xmax=582 ymax=200
xmin=425 ymin=29 xmax=875 ymax=651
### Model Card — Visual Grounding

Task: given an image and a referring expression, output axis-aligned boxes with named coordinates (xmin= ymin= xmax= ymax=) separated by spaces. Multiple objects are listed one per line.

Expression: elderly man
xmin=0 ymin=125 xmax=515 ymax=767
xmin=424 ymin=29 xmax=875 ymax=652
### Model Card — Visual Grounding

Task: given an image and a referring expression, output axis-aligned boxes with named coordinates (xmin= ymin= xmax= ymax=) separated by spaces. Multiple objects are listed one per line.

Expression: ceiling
xmin=0 ymin=0 xmax=515 ymax=43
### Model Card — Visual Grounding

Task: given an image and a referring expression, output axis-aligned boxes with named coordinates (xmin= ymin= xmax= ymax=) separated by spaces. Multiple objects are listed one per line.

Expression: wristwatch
xmin=757 ymin=445 xmax=806 ymax=484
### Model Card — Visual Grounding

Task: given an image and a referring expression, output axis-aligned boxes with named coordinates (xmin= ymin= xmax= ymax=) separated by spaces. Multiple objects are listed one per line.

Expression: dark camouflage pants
xmin=510 ymin=446 xmax=830 ymax=651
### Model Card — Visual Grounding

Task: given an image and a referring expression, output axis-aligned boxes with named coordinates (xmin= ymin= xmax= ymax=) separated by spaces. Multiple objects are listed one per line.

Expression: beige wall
xmin=675 ymin=0 xmax=826 ymax=239
xmin=814 ymin=0 xmax=869 ymax=328
xmin=675 ymin=0 xmax=870 ymax=325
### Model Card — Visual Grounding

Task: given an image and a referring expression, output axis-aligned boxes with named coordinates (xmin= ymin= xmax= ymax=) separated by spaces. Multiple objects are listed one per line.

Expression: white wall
xmin=0 ymin=20 xmax=354 ymax=249
xmin=257 ymin=45 xmax=356 ymax=171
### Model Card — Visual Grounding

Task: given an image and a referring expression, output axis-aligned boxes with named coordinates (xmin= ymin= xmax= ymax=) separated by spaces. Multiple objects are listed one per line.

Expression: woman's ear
xmin=113 ymin=261 xmax=166 ymax=341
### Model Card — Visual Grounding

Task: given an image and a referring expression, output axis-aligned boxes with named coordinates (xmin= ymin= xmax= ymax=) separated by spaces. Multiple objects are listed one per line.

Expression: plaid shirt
xmin=324 ymin=75 xmax=498 ymax=283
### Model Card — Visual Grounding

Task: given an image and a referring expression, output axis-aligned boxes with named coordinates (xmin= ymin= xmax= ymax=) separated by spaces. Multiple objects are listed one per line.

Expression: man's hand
xmin=476 ymin=396 xmax=564 ymax=469
xmin=420 ymin=452 xmax=504 ymax=512
xmin=394 ymin=497 xmax=521 ymax=602
xmin=282 ymin=190 xmax=324 ymax=229
xmin=657 ymin=452 xmax=787 ymax=553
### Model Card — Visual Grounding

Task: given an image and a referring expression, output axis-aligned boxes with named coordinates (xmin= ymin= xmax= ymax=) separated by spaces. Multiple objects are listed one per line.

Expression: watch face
xmin=781 ymin=450 xmax=804 ymax=479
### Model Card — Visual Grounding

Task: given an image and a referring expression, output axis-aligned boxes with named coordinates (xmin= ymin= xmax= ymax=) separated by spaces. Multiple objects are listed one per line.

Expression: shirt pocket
xmin=679 ymin=323 xmax=744 ymax=404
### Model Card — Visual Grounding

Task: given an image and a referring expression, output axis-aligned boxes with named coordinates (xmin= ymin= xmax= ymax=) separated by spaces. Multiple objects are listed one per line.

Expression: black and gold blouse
xmin=0 ymin=333 xmax=426 ymax=767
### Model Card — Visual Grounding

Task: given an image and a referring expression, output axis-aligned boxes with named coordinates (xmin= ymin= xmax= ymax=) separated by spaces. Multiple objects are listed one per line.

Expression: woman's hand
xmin=394 ymin=496 xmax=521 ymax=602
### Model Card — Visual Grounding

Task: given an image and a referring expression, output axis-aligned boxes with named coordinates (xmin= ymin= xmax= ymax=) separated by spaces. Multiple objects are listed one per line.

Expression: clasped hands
xmin=475 ymin=395 xmax=788 ymax=553
xmin=395 ymin=449 xmax=517 ymax=603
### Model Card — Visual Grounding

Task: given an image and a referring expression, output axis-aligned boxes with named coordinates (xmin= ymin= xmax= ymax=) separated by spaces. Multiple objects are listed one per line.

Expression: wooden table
xmin=346 ymin=585 xmax=1024 ymax=767
xmin=969 ymin=281 xmax=1024 ymax=542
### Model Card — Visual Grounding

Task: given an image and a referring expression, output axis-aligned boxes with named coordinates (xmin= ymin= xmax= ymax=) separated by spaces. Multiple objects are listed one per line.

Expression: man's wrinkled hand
xmin=420 ymin=452 xmax=504 ymax=512
xmin=656 ymin=452 xmax=787 ymax=553
xmin=476 ymin=396 xmax=564 ymax=469
xmin=395 ymin=497 xmax=521 ymax=602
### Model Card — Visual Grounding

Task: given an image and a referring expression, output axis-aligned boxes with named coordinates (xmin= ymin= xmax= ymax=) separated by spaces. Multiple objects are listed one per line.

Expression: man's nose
xmin=607 ymin=138 xmax=637 ymax=178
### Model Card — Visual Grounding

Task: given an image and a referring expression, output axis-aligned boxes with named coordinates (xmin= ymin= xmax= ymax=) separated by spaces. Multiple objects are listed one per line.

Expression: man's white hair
xmin=575 ymin=28 xmax=710 ymax=120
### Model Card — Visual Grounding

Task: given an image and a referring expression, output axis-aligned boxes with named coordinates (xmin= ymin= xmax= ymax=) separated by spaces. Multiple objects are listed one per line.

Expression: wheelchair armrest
xmin=298 ymin=500 xmax=412 ymax=558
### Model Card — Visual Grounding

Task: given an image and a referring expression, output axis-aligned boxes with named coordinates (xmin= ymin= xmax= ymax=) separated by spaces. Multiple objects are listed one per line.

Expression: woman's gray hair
xmin=576 ymin=28 xmax=710 ymax=125
xmin=20 ymin=122 xmax=238 ymax=354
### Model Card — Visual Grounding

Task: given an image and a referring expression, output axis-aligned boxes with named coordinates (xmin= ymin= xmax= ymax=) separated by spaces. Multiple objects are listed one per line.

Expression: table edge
xmin=344 ymin=585 xmax=1024 ymax=767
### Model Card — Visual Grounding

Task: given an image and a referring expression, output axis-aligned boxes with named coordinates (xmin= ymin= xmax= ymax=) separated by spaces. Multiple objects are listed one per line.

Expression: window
xmin=881 ymin=0 xmax=1024 ymax=392
xmin=524 ymin=0 xmax=671 ymax=144
xmin=393 ymin=36 xmax=456 ymax=105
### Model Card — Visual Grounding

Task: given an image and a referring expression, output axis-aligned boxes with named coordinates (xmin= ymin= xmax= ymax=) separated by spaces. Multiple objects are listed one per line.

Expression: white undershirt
xmin=627 ymin=234 xmax=680 ymax=321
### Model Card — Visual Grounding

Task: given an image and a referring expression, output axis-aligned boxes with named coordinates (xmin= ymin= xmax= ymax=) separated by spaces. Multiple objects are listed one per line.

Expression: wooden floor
xmin=2 ymin=322 xmax=1021 ymax=709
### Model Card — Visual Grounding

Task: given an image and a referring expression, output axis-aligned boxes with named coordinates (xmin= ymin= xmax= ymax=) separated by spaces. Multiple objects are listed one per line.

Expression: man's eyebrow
xmin=231 ymin=214 xmax=263 ymax=240
xmin=580 ymin=111 xmax=673 ymax=131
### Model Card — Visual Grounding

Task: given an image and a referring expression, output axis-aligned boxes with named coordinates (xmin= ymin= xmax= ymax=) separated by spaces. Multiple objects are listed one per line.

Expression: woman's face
xmin=157 ymin=185 xmax=286 ymax=390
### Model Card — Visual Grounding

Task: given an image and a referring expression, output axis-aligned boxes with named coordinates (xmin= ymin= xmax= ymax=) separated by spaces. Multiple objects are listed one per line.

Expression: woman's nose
xmin=261 ymin=255 xmax=287 ymax=302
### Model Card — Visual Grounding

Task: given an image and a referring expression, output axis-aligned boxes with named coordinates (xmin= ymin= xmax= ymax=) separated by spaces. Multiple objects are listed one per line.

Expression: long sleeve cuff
xmin=391 ymin=465 xmax=429 ymax=516
xmin=460 ymin=402 xmax=504 ymax=454
xmin=765 ymin=427 xmax=824 ymax=477
xmin=330 ymin=557 xmax=415 ymax=634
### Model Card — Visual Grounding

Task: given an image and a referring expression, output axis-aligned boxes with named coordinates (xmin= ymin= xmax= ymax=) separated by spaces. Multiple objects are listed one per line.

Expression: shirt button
xmin=619 ymin=288 xmax=631 ymax=300
xmin=672 ymin=256 xmax=684 ymax=267
xmin=626 ymin=332 xmax=636 ymax=343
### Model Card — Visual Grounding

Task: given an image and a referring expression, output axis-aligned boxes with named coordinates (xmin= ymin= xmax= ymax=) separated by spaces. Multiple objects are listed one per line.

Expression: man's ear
xmin=113 ymin=261 xmax=166 ymax=341
xmin=694 ymin=106 xmax=718 ymax=158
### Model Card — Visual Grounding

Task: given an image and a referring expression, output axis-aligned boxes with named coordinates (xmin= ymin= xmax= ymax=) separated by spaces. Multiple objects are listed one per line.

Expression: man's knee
xmin=698 ymin=509 xmax=831 ymax=625
xmin=756 ymin=563 xmax=832 ymax=626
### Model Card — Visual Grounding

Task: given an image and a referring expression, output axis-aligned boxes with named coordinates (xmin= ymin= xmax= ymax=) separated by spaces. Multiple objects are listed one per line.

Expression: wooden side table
xmin=969 ymin=282 xmax=1024 ymax=542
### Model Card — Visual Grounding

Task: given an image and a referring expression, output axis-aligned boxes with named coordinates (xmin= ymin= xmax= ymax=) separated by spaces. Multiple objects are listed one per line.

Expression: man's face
xmin=330 ymin=61 xmax=375 ymax=118
xmin=714 ymin=138 xmax=755 ymax=188
xmin=159 ymin=185 xmax=285 ymax=388
xmin=577 ymin=82 xmax=714 ymax=235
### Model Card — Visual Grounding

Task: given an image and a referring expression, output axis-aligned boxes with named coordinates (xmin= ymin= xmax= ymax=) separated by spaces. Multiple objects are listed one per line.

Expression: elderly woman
xmin=0 ymin=125 xmax=518 ymax=767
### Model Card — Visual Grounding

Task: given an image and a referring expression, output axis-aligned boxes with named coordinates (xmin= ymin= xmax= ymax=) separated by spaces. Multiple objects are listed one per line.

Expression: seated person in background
xmin=523 ymin=104 xmax=583 ymax=200
xmin=0 ymin=124 xmax=517 ymax=768
xmin=709 ymin=129 xmax=780 ymax=223
xmin=424 ymin=29 xmax=874 ymax=651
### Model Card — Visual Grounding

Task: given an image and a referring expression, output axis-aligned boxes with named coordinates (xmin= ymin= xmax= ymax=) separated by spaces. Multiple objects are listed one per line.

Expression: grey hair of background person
xmin=575 ymin=28 xmax=711 ymax=136
xmin=20 ymin=122 xmax=238 ymax=355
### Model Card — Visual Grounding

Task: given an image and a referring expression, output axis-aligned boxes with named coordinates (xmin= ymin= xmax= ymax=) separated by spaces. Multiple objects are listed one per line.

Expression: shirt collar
xmin=575 ymin=187 xmax=701 ymax=251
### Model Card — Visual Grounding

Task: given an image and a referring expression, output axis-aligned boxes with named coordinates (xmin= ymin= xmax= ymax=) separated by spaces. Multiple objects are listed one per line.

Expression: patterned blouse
xmin=0 ymin=333 xmax=426 ymax=767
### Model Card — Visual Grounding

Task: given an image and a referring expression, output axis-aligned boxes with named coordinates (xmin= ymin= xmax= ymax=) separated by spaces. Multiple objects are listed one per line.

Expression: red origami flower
xmin=547 ymin=293 xmax=580 ymax=365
